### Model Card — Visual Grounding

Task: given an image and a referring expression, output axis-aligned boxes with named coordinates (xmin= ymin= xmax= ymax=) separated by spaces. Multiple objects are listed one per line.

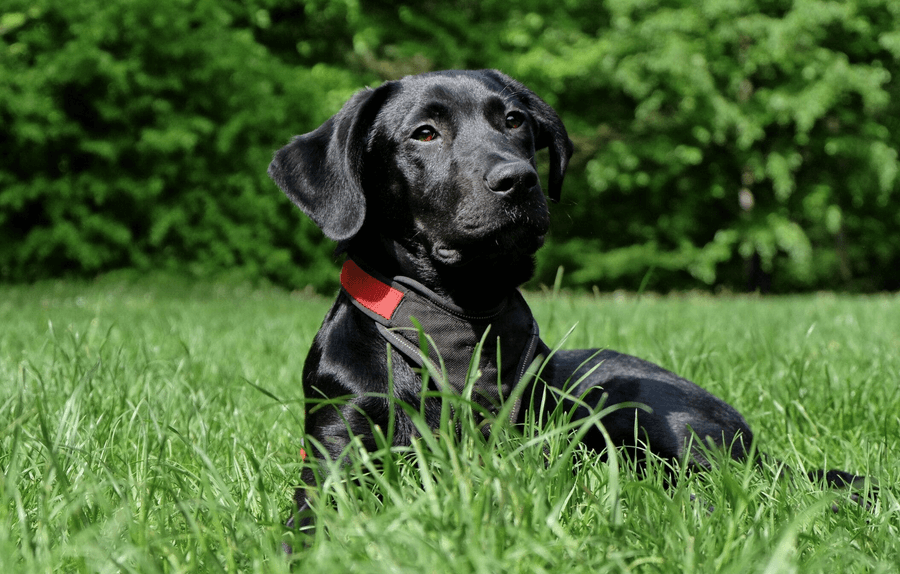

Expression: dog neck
xmin=339 ymin=258 xmax=542 ymax=423
xmin=343 ymin=237 xmax=536 ymax=311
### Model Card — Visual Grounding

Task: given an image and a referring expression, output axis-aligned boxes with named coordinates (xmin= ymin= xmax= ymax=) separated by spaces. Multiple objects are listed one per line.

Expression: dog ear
xmin=268 ymin=83 xmax=397 ymax=241
xmin=534 ymin=103 xmax=574 ymax=204
xmin=482 ymin=70 xmax=574 ymax=203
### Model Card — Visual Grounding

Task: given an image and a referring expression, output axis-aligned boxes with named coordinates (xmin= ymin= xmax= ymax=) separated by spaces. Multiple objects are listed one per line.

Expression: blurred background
xmin=2 ymin=0 xmax=899 ymax=294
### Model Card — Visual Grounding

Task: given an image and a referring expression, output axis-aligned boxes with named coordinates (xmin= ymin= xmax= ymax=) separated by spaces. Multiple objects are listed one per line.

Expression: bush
xmin=3 ymin=0 xmax=899 ymax=292
xmin=339 ymin=0 xmax=900 ymax=291
xmin=0 ymin=0 xmax=360 ymax=290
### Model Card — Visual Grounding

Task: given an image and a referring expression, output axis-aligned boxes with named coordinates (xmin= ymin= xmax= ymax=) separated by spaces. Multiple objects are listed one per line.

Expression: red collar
xmin=340 ymin=260 xmax=405 ymax=320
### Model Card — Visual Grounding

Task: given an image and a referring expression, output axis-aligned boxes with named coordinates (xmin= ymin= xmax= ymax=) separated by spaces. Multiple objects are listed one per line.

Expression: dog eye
xmin=505 ymin=112 xmax=525 ymax=129
xmin=411 ymin=126 xmax=439 ymax=142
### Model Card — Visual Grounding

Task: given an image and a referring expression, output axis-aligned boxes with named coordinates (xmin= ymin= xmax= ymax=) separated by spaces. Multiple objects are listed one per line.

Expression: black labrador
xmin=268 ymin=69 xmax=869 ymax=534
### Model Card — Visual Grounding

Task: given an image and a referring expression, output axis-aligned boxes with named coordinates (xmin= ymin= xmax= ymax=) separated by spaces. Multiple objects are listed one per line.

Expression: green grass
xmin=1 ymin=277 xmax=898 ymax=573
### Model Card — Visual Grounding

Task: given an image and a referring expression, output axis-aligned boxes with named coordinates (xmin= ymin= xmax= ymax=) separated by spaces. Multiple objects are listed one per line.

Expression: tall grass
xmin=1 ymin=278 xmax=897 ymax=573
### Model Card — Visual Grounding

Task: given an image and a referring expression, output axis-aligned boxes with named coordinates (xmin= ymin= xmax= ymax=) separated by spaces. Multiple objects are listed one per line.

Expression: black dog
xmin=268 ymin=69 xmax=868 ymax=534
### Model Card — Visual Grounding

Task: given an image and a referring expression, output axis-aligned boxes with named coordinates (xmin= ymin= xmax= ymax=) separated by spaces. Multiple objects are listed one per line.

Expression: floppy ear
xmin=533 ymin=102 xmax=574 ymax=204
xmin=482 ymin=70 xmax=574 ymax=203
xmin=268 ymin=83 xmax=397 ymax=241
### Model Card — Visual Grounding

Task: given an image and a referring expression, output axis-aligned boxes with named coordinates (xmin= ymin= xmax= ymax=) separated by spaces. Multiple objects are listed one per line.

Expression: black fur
xmin=268 ymin=70 xmax=871 ymax=538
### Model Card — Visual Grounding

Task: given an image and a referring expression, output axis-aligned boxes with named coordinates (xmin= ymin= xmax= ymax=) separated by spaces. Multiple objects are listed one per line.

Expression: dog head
xmin=269 ymin=70 xmax=573 ymax=294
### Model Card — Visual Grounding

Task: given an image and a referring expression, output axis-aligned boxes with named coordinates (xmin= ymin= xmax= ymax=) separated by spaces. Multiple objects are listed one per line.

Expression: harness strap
xmin=339 ymin=259 xmax=542 ymax=424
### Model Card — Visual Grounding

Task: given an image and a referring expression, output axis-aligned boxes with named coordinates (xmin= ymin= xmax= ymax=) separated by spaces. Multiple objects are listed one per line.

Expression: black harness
xmin=340 ymin=260 xmax=542 ymax=423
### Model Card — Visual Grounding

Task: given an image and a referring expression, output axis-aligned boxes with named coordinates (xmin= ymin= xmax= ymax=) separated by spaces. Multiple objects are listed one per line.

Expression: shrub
xmin=0 ymin=0 xmax=360 ymax=290
xmin=3 ymin=0 xmax=899 ymax=292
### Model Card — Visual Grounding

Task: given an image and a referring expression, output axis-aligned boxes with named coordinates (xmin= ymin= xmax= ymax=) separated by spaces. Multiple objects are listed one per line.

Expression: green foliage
xmin=2 ymin=0 xmax=899 ymax=291
xmin=0 ymin=0 xmax=360 ymax=289
xmin=506 ymin=0 xmax=900 ymax=291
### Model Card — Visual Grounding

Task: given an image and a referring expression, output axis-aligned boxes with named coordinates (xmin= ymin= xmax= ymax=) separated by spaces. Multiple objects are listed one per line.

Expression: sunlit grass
xmin=1 ymin=277 xmax=898 ymax=573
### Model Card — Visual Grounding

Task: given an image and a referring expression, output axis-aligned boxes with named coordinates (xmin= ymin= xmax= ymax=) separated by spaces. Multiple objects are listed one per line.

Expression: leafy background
xmin=2 ymin=0 xmax=899 ymax=293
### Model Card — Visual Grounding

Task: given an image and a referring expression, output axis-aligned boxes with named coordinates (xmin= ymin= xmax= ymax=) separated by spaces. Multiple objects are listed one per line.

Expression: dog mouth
xmin=425 ymin=195 xmax=551 ymax=267
xmin=431 ymin=228 xmax=547 ymax=267
xmin=433 ymin=246 xmax=467 ymax=266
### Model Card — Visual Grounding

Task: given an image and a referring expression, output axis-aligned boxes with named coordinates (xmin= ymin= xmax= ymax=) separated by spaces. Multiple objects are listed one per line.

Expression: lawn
xmin=1 ymin=277 xmax=898 ymax=573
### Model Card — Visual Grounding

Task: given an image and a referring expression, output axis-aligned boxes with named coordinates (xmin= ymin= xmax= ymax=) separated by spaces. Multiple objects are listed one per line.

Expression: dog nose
xmin=485 ymin=162 xmax=539 ymax=196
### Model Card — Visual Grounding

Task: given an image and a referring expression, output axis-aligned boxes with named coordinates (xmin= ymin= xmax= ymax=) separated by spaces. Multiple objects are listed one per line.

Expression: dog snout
xmin=484 ymin=161 xmax=540 ymax=197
